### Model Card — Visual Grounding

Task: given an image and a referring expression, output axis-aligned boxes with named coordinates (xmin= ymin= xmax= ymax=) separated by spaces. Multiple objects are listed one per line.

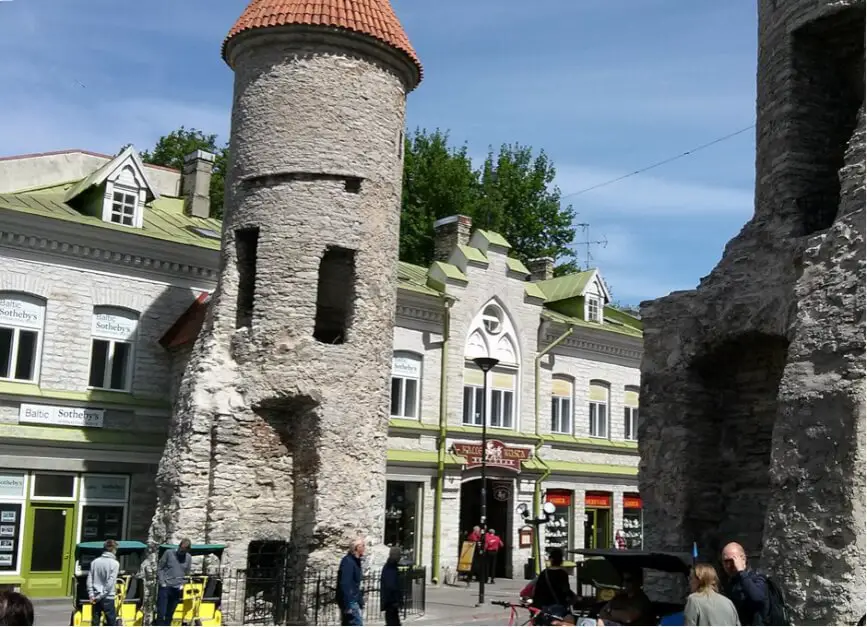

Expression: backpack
xmin=758 ymin=572 xmax=791 ymax=626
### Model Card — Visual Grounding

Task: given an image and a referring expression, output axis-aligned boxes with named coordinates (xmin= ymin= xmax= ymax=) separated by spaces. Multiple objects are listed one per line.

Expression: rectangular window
xmin=589 ymin=401 xmax=608 ymax=438
xmin=462 ymin=386 xmax=484 ymax=426
xmin=490 ymin=389 xmax=514 ymax=428
xmin=313 ymin=246 xmax=356 ymax=344
xmin=383 ymin=481 xmax=422 ymax=565
xmin=110 ymin=191 xmax=137 ymax=226
xmin=551 ymin=396 xmax=572 ymax=434
xmin=390 ymin=376 xmax=418 ymax=418
xmin=0 ymin=327 xmax=39 ymax=382
xmin=88 ymin=338 xmax=132 ymax=391
xmin=235 ymin=227 xmax=259 ymax=330
xmin=624 ymin=406 xmax=638 ymax=441
xmin=587 ymin=297 xmax=601 ymax=322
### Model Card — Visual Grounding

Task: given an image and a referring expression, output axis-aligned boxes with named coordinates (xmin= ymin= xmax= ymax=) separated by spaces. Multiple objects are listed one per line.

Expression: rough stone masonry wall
xmin=638 ymin=1 xmax=865 ymax=623
xmin=150 ymin=28 xmax=411 ymax=580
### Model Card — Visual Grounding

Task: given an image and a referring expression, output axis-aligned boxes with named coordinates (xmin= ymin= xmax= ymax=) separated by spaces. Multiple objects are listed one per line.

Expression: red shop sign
xmin=624 ymin=495 xmax=643 ymax=509
xmin=452 ymin=439 xmax=532 ymax=472
xmin=585 ymin=493 xmax=611 ymax=508
xmin=546 ymin=490 xmax=572 ymax=507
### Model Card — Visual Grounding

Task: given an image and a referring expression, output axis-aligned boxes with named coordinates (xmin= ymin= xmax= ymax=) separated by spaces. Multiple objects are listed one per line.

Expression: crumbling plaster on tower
xmin=638 ymin=1 xmax=865 ymax=623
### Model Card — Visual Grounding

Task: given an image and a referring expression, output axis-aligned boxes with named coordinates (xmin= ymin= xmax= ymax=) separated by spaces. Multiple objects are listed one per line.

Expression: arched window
xmin=624 ymin=386 xmax=639 ymax=441
xmin=0 ymin=292 xmax=46 ymax=383
xmin=391 ymin=352 xmax=421 ymax=419
xmin=551 ymin=376 xmax=573 ymax=434
xmin=588 ymin=380 xmax=610 ymax=439
xmin=89 ymin=307 xmax=139 ymax=391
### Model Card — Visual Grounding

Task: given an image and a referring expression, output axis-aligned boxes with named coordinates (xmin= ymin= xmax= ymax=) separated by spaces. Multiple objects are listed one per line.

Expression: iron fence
xmin=223 ymin=565 xmax=426 ymax=625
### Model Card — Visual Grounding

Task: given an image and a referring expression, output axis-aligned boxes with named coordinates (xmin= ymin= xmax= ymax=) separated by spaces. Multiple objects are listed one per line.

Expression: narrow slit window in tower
xmin=313 ymin=246 xmax=356 ymax=344
xmin=235 ymin=227 xmax=259 ymax=329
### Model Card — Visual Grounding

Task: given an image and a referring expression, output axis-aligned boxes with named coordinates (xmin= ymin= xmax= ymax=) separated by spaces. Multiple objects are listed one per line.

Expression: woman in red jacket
xmin=484 ymin=529 xmax=505 ymax=584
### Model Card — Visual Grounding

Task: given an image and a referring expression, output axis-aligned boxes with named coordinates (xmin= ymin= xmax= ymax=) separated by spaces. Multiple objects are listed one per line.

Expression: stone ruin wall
xmin=149 ymin=28 xmax=412 ymax=586
xmin=638 ymin=1 xmax=865 ymax=624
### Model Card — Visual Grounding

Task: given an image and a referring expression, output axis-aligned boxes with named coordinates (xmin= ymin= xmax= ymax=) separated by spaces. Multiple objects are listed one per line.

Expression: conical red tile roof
xmin=223 ymin=0 xmax=422 ymax=82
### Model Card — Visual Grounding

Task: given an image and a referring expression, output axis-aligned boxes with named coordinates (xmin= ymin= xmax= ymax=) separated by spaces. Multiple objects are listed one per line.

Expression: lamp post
xmin=472 ymin=355 xmax=499 ymax=606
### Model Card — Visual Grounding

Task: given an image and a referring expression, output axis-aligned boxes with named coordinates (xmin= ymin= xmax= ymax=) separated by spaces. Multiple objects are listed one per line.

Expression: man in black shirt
xmin=531 ymin=548 xmax=575 ymax=625
xmin=721 ymin=542 xmax=768 ymax=626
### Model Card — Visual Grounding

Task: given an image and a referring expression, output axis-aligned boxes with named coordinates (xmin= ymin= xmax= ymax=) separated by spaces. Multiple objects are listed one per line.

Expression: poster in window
xmin=105 ymin=526 xmax=119 ymax=539
xmin=0 ymin=511 xmax=15 ymax=523
xmin=0 ymin=504 xmax=21 ymax=571
xmin=0 ymin=555 xmax=11 ymax=567
xmin=79 ymin=506 xmax=125 ymax=544
xmin=83 ymin=527 xmax=98 ymax=539
xmin=85 ymin=513 xmax=99 ymax=524
xmin=0 ymin=526 xmax=13 ymax=537
xmin=0 ymin=539 xmax=12 ymax=552
xmin=105 ymin=513 xmax=120 ymax=524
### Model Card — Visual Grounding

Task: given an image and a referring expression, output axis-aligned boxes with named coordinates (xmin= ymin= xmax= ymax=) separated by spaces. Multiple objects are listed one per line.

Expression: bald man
xmin=721 ymin=542 xmax=768 ymax=625
xmin=338 ymin=538 xmax=366 ymax=626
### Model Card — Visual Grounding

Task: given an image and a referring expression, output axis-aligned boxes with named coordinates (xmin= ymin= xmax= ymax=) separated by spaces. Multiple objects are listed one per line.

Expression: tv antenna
xmin=575 ymin=222 xmax=608 ymax=270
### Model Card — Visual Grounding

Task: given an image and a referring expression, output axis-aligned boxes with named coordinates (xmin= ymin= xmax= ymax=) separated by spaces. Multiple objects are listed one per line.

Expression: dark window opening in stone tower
xmin=687 ymin=332 xmax=790 ymax=563
xmin=235 ymin=227 xmax=259 ymax=329
xmin=246 ymin=540 xmax=289 ymax=577
xmin=791 ymin=7 xmax=865 ymax=236
xmin=313 ymin=246 xmax=356 ymax=344
xmin=344 ymin=177 xmax=362 ymax=194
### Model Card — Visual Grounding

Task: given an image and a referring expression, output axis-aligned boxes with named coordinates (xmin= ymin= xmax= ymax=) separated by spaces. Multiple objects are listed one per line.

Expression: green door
xmin=23 ymin=504 xmax=76 ymax=598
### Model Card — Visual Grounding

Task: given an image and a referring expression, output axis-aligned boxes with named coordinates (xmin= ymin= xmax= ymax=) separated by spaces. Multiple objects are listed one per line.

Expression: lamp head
xmin=516 ymin=503 xmax=530 ymax=519
xmin=472 ymin=357 xmax=500 ymax=373
xmin=542 ymin=502 xmax=557 ymax=516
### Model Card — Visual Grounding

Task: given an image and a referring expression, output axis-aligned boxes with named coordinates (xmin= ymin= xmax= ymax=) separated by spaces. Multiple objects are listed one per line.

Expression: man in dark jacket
xmin=380 ymin=547 xmax=403 ymax=626
xmin=337 ymin=538 xmax=366 ymax=626
xmin=722 ymin=542 xmax=768 ymax=625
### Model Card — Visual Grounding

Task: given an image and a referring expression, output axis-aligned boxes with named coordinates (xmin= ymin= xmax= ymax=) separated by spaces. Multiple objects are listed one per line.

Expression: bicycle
xmin=490 ymin=600 xmax=574 ymax=626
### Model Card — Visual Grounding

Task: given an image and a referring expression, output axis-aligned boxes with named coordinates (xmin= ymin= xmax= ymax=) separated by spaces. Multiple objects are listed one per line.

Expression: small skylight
xmin=191 ymin=226 xmax=221 ymax=240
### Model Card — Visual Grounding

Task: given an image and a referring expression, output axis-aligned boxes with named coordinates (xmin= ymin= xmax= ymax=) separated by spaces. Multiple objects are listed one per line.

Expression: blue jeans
xmin=93 ymin=597 xmax=116 ymax=626
xmin=341 ymin=601 xmax=363 ymax=626
xmin=155 ymin=586 xmax=183 ymax=625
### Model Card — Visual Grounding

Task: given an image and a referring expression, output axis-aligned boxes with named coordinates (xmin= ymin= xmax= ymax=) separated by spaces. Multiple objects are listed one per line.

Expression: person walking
xmin=337 ymin=538 xmax=366 ymax=626
xmin=484 ymin=529 xmax=504 ymax=584
xmin=0 ymin=590 xmax=33 ymax=626
xmin=684 ymin=563 xmax=741 ymax=626
xmin=155 ymin=538 xmax=192 ymax=626
xmin=380 ymin=546 xmax=403 ymax=626
xmin=721 ymin=542 xmax=768 ymax=626
xmin=529 ymin=548 xmax=575 ymax=626
xmin=86 ymin=539 xmax=119 ymax=627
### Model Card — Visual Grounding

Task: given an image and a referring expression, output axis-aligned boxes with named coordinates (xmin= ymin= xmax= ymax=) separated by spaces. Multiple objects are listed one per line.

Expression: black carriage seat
xmin=201 ymin=577 xmax=222 ymax=603
xmin=124 ymin=577 xmax=144 ymax=606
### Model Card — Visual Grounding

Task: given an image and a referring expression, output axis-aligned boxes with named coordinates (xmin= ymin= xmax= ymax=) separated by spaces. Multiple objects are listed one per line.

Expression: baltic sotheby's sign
xmin=19 ymin=403 xmax=104 ymax=428
xmin=452 ymin=439 xmax=532 ymax=472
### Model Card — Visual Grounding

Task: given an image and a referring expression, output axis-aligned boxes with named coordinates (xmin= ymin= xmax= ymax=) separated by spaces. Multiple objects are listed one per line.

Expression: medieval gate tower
xmin=150 ymin=0 xmax=422 ymax=573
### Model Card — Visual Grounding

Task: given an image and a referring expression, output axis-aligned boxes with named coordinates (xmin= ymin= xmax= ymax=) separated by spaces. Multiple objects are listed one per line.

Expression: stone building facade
xmin=638 ymin=1 xmax=865 ymax=623
xmin=0 ymin=147 xmax=220 ymax=597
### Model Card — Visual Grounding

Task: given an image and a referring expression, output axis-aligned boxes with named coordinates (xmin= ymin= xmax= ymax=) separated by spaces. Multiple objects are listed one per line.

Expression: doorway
xmin=459 ymin=478 xmax=512 ymax=579
xmin=584 ymin=508 xmax=612 ymax=549
xmin=23 ymin=505 xmax=76 ymax=598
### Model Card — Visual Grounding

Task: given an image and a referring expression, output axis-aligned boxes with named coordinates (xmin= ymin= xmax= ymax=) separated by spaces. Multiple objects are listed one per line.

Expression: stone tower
xmin=150 ymin=0 xmax=422 ymax=574
xmin=638 ymin=1 xmax=864 ymax=623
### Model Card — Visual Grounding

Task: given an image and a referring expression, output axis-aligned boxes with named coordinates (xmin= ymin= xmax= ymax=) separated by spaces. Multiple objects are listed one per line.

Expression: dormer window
xmin=110 ymin=188 xmax=138 ymax=226
xmin=587 ymin=296 xmax=601 ymax=323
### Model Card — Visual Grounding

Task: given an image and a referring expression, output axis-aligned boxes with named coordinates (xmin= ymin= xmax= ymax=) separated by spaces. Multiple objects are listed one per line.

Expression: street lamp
xmin=472 ymin=355 xmax=499 ymax=606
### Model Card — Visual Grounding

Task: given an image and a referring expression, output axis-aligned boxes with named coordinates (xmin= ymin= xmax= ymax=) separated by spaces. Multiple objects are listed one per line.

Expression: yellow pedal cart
xmin=157 ymin=543 xmax=226 ymax=626
xmin=70 ymin=540 xmax=148 ymax=626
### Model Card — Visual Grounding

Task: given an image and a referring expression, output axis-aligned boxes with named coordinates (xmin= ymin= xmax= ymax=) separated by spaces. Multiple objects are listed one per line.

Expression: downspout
xmin=431 ymin=295 xmax=453 ymax=584
xmin=532 ymin=324 xmax=574 ymax=575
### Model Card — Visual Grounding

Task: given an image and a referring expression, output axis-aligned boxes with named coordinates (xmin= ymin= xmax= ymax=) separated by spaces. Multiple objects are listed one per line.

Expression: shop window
xmin=88 ymin=307 xmax=138 ymax=392
xmin=543 ymin=490 xmax=572 ymax=554
xmin=588 ymin=380 xmax=609 ymax=438
xmin=0 ymin=472 xmax=26 ymax=574
xmin=584 ymin=492 xmax=612 ymax=549
xmin=313 ymin=246 xmax=356 ymax=345
xmin=391 ymin=353 xmax=421 ymax=419
xmin=0 ymin=293 xmax=46 ymax=383
xmin=551 ymin=377 xmax=573 ymax=434
xmin=622 ymin=494 xmax=644 ymax=549
xmin=624 ymin=386 xmax=639 ymax=441
xmin=235 ymin=227 xmax=259 ymax=330
xmin=384 ymin=481 xmax=421 ymax=564
xmin=32 ymin=474 xmax=75 ymax=499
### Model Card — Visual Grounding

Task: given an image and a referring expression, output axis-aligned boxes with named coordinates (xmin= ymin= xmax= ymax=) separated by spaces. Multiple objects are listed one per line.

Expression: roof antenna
xmin=575 ymin=222 xmax=608 ymax=270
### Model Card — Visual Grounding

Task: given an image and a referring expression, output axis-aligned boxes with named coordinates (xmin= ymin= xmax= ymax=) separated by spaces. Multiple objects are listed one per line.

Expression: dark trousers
xmin=485 ymin=550 xmax=498 ymax=582
xmin=93 ymin=597 xmax=116 ymax=626
xmin=155 ymin=585 xmax=183 ymax=625
xmin=384 ymin=606 xmax=402 ymax=626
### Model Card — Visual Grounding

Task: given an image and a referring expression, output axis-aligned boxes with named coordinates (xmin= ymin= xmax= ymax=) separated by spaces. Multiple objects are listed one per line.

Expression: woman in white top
xmin=684 ymin=563 xmax=741 ymax=626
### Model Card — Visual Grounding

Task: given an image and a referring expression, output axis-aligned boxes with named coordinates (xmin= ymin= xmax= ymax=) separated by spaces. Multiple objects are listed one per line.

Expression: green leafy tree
xmin=139 ymin=127 xmax=227 ymax=218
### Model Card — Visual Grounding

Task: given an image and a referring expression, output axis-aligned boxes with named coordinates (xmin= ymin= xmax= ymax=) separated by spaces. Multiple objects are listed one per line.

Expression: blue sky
xmin=0 ymin=0 xmax=757 ymax=306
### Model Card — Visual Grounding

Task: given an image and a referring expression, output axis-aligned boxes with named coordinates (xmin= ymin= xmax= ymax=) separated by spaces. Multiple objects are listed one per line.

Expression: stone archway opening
xmin=686 ymin=332 xmax=790 ymax=561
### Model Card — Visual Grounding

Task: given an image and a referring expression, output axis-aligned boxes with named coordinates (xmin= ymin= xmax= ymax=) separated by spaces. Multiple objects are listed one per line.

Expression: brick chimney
xmin=182 ymin=149 xmax=216 ymax=218
xmin=433 ymin=215 xmax=472 ymax=262
xmin=528 ymin=257 xmax=554 ymax=281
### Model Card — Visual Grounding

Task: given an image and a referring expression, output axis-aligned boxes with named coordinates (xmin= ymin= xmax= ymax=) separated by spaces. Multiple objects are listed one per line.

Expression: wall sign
xmin=452 ymin=440 xmax=532 ymax=472
xmin=0 ymin=474 xmax=25 ymax=498
xmin=585 ymin=493 xmax=611 ymax=508
xmin=624 ymin=495 xmax=643 ymax=509
xmin=83 ymin=476 xmax=127 ymax=501
xmin=392 ymin=355 xmax=421 ymax=379
xmin=0 ymin=296 xmax=44 ymax=329
xmin=492 ymin=483 xmax=511 ymax=502
xmin=19 ymin=403 xmax=105 ymax=428
xmin=92 ymin=310 xmax=138 ymax=341
xmin=546 ymin=491 xmax=572 ymax=507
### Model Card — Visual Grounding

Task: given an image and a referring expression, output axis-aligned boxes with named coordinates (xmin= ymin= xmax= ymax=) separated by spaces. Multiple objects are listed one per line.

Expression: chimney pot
xmin=528 ymin=257 xmax=555 ymax=281
xmin=433 ymin=215 xmax=472 ymax=263
xmin=182 ymin=150 xmax=216 ymax=219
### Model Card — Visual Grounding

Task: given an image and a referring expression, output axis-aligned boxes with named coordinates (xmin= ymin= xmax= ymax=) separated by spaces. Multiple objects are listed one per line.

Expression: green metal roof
xmin=457 ymin=245 xmax=488 ymax=264
xmin=542 ymin=308 xmax=642 ymax=339
xmin=397 ymin=261 xmax=442 ymax=296
xmin=524 ymin=282 xmax=547 ymax=300
xmin=534 ymin=270 xmax=595 ymax=302
xmin=430 ymin=261 xmax=468 ymax=282
xmin=0 ymin=189 xmax=222 ymax=250
xmin=506 ymin=257 xmax=530 ymax=275
xmin=474 ymin=229 xmax=512 ymax=249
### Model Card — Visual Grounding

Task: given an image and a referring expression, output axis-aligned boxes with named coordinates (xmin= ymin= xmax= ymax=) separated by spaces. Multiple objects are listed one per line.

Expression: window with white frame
xmin=490 ymin=370 xmax=515 ymax=428
xmin=463 ymin=367 xmax=485 ymax=426
xmin=0 ymin=293 xmax=45 ymax=383
xmin=587 ymin=296 xmax=601 ymax=323
xmin=88 ymin=307 xmax=138 ymax=391
xmin=588 ymin=380 xmax=609 ymax=438
xmin=551 ymin=377 xmax=573 ymax=434
xmin=101 ymin=165 xmax=144 ymax=228
xmin=624 ymin=387 xmax=639 ymax=441
xmin=391 ymin=353 xmax=421 ymax=419
xmin=110 ymin=189 xmax=138 ymax=226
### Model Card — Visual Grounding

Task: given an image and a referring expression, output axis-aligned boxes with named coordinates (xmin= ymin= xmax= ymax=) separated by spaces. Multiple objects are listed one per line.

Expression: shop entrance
xmin=459 ymin=478 xmax=512 ymax=579
xmin=583 ymin=492 xmax=612 ymax=549
xmin=23 ymin=504 xmax=76 ymax=598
